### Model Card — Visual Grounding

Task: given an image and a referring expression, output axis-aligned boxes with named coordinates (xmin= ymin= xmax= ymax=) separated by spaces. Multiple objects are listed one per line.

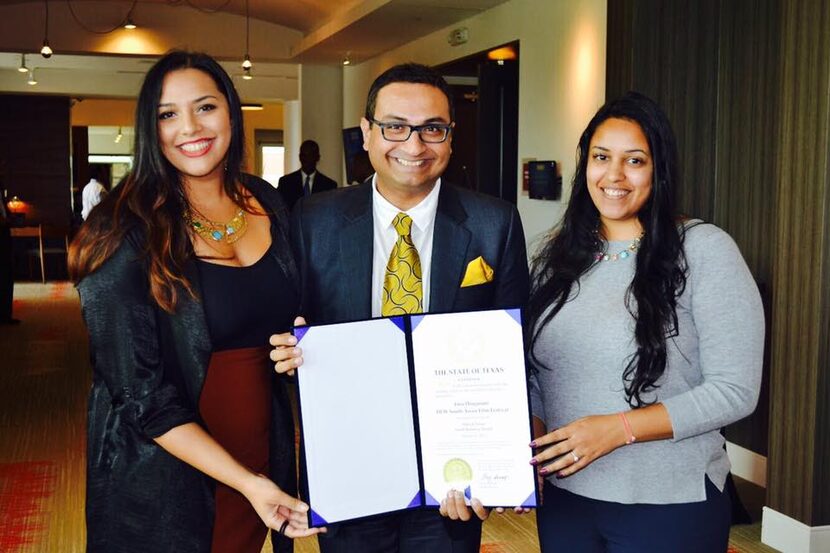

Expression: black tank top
xmin=196 ymin=243 xmax=299 ymax=351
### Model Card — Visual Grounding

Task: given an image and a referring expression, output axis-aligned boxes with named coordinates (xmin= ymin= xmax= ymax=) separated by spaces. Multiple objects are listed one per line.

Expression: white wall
xmin=342 ymin=0 xmax=607 ymax=255
xmin=283 ymin=100 xmax=301 ymax=174
xmin=88 ymin=127 xmax=134 ymax=155
xmin=300 ymin=64 xmax=345 ymax=184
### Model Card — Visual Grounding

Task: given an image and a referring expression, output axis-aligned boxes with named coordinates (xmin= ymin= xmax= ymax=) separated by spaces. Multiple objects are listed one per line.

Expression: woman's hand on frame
xmin=241 ymin=472 xmax=326 ymax=538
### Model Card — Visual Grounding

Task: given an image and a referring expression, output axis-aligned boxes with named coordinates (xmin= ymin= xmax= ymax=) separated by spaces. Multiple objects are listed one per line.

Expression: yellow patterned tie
xmin=382 ymin=212 xmax=423 ymax=315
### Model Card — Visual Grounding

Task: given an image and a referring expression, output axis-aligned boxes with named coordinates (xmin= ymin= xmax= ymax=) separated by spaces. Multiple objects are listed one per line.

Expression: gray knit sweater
xmin=529 ymin=222 xmax=764 ymax=504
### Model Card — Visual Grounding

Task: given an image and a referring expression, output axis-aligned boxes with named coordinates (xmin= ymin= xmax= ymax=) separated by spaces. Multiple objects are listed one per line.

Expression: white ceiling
xmin=0 ymin=0 xmax=507 ymax=102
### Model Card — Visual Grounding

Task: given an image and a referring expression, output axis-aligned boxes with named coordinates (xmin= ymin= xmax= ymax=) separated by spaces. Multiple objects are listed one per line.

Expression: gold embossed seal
xmin=443 ymin=458 xmax=473 ymax=484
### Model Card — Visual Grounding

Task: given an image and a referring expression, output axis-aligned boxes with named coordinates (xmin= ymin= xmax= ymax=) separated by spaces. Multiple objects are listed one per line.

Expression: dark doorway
xmin=71 ymin=125 xmax=89 ymax=221
xmin=435 ymin=42 xmax=520 ymax=205
xmin=442 ymin=85 xmax=478 ymax=190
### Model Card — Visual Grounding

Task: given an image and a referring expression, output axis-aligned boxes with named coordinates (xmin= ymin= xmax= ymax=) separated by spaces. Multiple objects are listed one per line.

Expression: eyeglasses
xmin=368 ymin=118 xmax=453 ymax=143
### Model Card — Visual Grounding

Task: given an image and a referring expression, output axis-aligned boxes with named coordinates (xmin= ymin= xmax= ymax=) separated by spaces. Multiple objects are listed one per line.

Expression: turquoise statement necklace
xmin=187 ymin=207 xmax=248 ymax=244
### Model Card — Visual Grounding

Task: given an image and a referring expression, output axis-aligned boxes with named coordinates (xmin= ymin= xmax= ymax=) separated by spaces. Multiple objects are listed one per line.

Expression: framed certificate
xmin=294 ymin=308 xmax=537 ymax=527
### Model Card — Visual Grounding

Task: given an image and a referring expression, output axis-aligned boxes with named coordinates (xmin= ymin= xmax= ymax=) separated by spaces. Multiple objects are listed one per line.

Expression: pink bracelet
xmin=618 ymin=412 xmax=636 ymax=445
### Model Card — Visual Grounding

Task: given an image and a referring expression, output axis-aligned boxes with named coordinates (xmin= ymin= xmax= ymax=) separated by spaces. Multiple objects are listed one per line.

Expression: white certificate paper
xmin=295 ymin=309 xmax=536 ymax=527
xmin=296 ymin=318 xmax=421 ymax=527
xmin=411 ymin=309 xmax=536 ymax=507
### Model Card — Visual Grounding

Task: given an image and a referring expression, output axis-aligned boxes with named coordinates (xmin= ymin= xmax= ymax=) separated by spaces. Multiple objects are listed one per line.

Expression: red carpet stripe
xmin=0 ymin=462 xmax=57 ymax=551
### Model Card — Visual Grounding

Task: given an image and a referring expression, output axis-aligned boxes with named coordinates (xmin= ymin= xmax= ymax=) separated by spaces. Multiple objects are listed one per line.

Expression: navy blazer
xmin=290 ymin=181 xmax=529 ymax=324
xmin=277 ymin=169 xmax=338 ymax=211
xmin=79 ymin=175 xmax=298 ymax=553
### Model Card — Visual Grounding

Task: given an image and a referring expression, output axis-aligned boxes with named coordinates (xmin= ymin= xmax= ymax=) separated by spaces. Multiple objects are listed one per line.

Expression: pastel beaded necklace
xmin=594 ymin=235 xmax=642 ymax=262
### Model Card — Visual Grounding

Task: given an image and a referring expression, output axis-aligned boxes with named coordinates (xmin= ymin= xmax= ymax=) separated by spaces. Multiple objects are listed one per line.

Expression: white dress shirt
xmin=371 ymin=176 xmax=441 ymax=317
xmin=301 ymin=171 xmax=316 ymax=194
xmin=81 ymin=179 xmax=107 ymax=220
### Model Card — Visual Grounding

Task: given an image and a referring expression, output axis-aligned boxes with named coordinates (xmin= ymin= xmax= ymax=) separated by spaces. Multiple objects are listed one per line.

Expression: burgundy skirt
xmin=199 ymin=346 xmax=272 ymax=553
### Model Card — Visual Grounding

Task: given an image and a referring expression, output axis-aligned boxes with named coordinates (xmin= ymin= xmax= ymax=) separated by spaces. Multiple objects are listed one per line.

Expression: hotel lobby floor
xmin=0 ymin=283 xmax=777 ymax=553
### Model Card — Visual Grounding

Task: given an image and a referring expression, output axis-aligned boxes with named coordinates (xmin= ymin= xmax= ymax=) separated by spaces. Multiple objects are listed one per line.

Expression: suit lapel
xmin=429 ymin=184 xmax=470 ymax=312
xmin=338 ymin=183 xmax=374 ymax=319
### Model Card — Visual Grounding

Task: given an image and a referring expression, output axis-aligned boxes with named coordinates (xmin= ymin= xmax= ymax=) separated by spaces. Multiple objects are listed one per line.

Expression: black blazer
xmin=277 ymin=169 xmax=338 ymax=211
xmin=290 ymin=180 xmax=530 ymax=324
xmin=79 ymin=175 xmax=298 ymax=553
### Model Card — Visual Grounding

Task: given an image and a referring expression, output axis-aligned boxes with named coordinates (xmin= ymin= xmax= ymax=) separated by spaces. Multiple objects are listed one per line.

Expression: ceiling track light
xmin=342 ymin=52 xmax=352 ymax=66
xmin=114 ymin=127 xmax=123 ymax=143
xmin=28 ymin=69 xmax=37 ymax=86
xmin=241 ymin=0 xmax=252 ymax=70
xmin=18 ymin=53 xmax=28 ymax=73
xmin=66 ymin=0 xmax=138 ymax=34
xmin=123 ymin=5 xmax=137 ymax=30
xmin=41 ymin=0 xmax=53 ymax=58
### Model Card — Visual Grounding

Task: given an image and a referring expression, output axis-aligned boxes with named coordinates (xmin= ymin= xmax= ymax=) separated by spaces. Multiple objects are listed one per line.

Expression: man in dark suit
xmin=273 ymin=63 xmax=529 ymax=553
xmin=277 ymin=140 xmax=338 ymax=210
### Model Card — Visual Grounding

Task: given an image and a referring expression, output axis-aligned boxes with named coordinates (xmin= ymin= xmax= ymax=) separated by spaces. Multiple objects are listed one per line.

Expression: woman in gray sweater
xmin=526 ymin=92 xmax=764 ymax=552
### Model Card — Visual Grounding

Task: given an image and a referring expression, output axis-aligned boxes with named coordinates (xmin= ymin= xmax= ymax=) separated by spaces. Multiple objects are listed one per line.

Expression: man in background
xmin=81 ymin=166 xmax=107 ymax=221
xmin=0 ymin=186 xmax=18 ymax=324
xmin=278 ymin=140 xmax=338 ymax=210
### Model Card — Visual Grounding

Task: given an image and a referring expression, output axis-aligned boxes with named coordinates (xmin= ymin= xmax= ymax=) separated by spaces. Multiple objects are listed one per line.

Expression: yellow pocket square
xmin=460 ymin=256 xmax=494 ymax=287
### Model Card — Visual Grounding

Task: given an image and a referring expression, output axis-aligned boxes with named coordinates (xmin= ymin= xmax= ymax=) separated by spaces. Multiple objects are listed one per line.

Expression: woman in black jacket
xmin=70 ymin=51 xmax=322 ymax=552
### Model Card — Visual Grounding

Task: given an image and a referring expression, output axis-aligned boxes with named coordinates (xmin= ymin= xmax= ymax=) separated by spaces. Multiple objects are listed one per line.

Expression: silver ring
xmin=571 ymin=451 xmax=579 ymax=463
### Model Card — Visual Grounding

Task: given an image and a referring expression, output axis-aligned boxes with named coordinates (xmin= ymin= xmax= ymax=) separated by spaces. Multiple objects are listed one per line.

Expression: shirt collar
xmin=371 ymin=175 xmax=442 ymax=233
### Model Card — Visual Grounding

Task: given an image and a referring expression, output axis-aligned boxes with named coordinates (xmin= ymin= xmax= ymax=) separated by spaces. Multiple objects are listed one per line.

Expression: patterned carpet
xmin=0 ymin=282 xmax=88 ymax=553
xmin=0 ymin=283 xmax=778 ymax=552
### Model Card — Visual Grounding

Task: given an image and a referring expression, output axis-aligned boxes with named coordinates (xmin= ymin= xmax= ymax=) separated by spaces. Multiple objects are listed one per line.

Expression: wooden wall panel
xmin=605 ymin=0 xmax=633 ymax=102
xmin=606 ymin=0 xmax=720 ymax=221
xmin=609 ymin=0 xmax=830 ymax=528
xmin=0 ymin=95 xmax=72 ymax=227
xmin=713 ymin=0 xmax=780 ymax=456
xmin=767 ymin=0 xmax=830 ymax=527
xmin=606 ymin=0 xmax=771 ymax=456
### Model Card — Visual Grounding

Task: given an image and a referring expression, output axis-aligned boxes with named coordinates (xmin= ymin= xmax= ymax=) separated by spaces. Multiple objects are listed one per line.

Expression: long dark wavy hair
xmin=69 ymin=51 xmax=249 ymax=312
xmin=525 ymin=91 xmax=689 ymax=407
